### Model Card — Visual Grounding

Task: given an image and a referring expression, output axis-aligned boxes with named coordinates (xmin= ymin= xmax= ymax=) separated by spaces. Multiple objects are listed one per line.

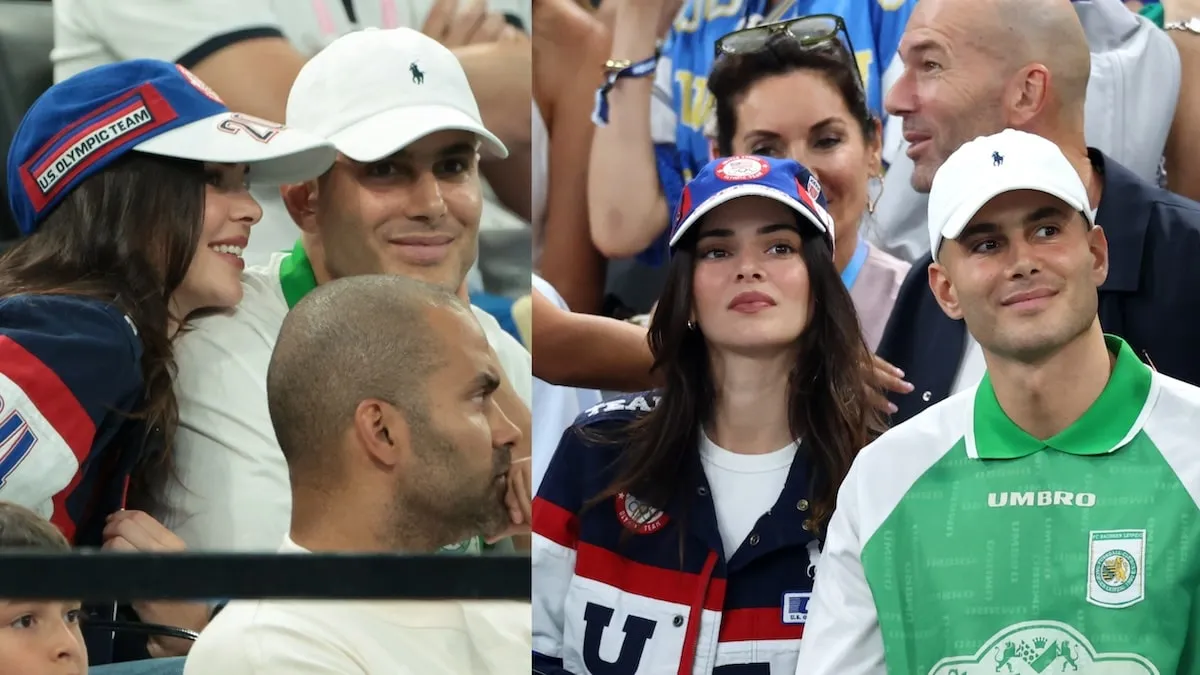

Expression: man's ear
xmin=928 ymin=260 xmax=964 ymax=320
xmin=1088 ymin=222 xmax=1110 ymax=288
xmin=281 ymin=178 xmax=322 ymax=235
xmin=352 ymin=399 xmax=411 ymax=469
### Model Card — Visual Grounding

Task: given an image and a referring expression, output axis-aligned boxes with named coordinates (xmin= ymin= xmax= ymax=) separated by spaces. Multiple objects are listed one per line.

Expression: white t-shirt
xmin=698 ymin=429 xmax=795 ymax=561
xmin=157 ymin=253 xmax=532 ymax=551
xmin=529 ymin=276 xmax=601 ymax=497
xmin=183 ymin=536 xmax=532 ymax=675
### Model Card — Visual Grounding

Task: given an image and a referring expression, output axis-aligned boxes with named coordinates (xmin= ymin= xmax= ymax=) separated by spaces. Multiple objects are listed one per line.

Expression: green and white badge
xmin=1087 ymin=529 xmax=1146 ymax=609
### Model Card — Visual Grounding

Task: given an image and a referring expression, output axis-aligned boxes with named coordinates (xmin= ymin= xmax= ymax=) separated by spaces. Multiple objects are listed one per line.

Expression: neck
xmin=706 ymin=348 xmax=795 ymax=453
xmin=984 ymin=322 xmax=1113 ymax=440
xmin=1027 ymin=121 xmax=1102 ymax=209
xmin=290 ymin=487 xmax=397 ymax=552
xmin=834 ymin=230 xmax=860 ymax=275
xmin=301 ymin=234 xmax=335 ymax=286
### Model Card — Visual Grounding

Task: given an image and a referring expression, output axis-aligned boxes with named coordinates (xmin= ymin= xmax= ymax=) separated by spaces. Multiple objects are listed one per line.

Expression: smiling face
xmin=170 ymin=162 xmax=260 ymax=317
xmin=729 ymin=69 xmax=881 ymax=254
xmin=690 ymin=196 xmax=814 ymax=354
xmin=884 ymin=0 xmax=1012 ymax=192
xmin=929 ymin=190 xmax=1108 ymax=363
xmin=310 ymin=130 xmax=483 ymax=292
xmin=0 ymin=601 xmax=86 ymax=675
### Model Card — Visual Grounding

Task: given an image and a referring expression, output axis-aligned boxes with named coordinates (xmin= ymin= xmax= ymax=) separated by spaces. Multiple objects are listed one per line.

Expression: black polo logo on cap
xmin=992 ymin=151 xmax=1004 ymax=166
xmin=410 ymin=61 xmax=425 ymax=84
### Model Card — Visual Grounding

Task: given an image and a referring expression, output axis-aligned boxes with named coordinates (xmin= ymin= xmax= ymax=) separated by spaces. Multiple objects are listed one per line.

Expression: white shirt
xmin=157 ymin=253 xmax=532 ymax=551
xmin=699 ymin=430 xmax=795 ymax=561
xmin=529 ymin=276 xmax=601 ymax=497
xmin=949 ymin=333 xmax=988 ymax=396
xmin=183 ymin=536 xmax=532 ymax=675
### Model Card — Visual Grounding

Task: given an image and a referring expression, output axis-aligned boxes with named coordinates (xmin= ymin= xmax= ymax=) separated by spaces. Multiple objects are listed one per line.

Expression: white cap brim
xmin=668 ymin=183 xmax=833 ymax=249
xmin=328 ymin=104 xmax=508 ymax=162
xmin=132 ymin=112 xmax=337 ymax=185
xmin=933 ymin=183 xmax=1095 ymax=261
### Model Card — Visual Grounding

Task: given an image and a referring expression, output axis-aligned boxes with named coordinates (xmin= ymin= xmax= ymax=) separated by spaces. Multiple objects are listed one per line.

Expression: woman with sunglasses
xmin=532 ymin=155 xmax=883 ymax=674
xmin=0 ymin=59 xmax=334 ymax=663
xmin=707 ymin=23 xmax=912 ymax=354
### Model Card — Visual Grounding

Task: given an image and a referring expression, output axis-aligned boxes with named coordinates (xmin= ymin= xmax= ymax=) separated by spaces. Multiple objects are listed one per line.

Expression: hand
xmin=868 ymin=355 xmax=913 ymax=416
xmin=423 ymin=0 xmax=513 ymax=48
xmin=486 ymin=457 xmax=533 ymax=545
xmin=102 ymin=511 xmax=210 ymax=657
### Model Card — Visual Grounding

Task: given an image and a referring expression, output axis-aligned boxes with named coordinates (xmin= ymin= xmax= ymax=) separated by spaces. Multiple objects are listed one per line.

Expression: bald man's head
xmin=887 ymin=0 xmax=1090 ymax=192
xmin=266 ymin=274 xmax=468 ymax=488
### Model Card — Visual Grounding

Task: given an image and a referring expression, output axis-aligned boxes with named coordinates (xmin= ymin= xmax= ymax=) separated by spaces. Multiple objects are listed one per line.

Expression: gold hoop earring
xmin=867 ymin=174 xmax=884 ymax=215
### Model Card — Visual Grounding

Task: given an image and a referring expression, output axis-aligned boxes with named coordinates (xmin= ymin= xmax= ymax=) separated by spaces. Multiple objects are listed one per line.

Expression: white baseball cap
xmin=927 ymin=129 xmax=1095 ymax=262
xmin=286 ymin=27 xmax=508 ymax=162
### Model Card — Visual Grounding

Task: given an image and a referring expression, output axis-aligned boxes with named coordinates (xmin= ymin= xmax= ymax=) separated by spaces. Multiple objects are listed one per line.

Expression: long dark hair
xmin=0 ymin=152 xmax=205 ymax=503
xmin=709 ymin=33 xmax=877 ymax=157
xmin=590 ymin=222 xmax=885 ymax=537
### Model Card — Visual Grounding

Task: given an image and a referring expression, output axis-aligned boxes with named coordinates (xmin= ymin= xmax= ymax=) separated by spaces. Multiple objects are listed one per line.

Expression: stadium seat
xmin=0 ymin=0 xmax=55 ymax=244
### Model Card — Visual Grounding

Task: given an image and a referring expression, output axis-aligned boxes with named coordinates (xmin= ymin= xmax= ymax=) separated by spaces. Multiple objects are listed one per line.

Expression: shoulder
xmin=0 ymin=294 xmax=141 ymax=375
xmin=854 ymin=389 xmax=972 ymax=471
xmin=189 ymin=600 xmax=357 ymax=673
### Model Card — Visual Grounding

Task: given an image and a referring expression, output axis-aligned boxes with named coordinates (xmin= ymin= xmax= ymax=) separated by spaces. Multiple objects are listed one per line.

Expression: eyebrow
xmin=903 ymin=39 xmax=948 ymax=58
xmin=374 ymin=142 xmax=480 ymax=164
xmin=697 ymin=222 xmax=800 ymax=241
xmin=961 ymin=205 xmax=1071 ymax=237
xmin=468 ymin=371 xmax=502 ymax=397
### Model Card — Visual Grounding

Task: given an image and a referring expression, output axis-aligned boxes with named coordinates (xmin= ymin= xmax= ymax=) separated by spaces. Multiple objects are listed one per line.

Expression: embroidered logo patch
xmin=1087 ymin=529 xmax=1145 ymax=609
xmin=714 ymin=156 xmax=769 ymax=182
xmin=781 ymin=592 xmax=811 ymax=624
xmin=614 ymin=492 xmax=668 ymax=535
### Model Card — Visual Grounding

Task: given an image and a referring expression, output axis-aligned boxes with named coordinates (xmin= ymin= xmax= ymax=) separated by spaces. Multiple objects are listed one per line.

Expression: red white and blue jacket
xmin=0 ymin=294 xmax=148 ymax=546
xmin=532 ymin=392 xmax=822 ymax=675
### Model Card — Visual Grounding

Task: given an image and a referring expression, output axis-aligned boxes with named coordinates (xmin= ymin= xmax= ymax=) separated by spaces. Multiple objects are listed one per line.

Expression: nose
xmin=1006 ymin=238 xmax=1041 ymax=279
xmin=735 ymin=252 xmax=766 ymax=281
xmin=228 ymin=189 xmax=263 ymax=227
xmin=404 ymin=170 xmax=449 ymax=224
xmin=490 ymin=399 xmax=523 ymax=453
xmin=884 ymin=67 xmax=915 ymax=117
xmin=49 ymin=618 xmax=84 ymax=664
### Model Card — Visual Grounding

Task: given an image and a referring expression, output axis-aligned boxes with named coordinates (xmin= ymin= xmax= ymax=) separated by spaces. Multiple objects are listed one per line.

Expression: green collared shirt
xmin=970 ymin=334 xmax=1152 ymax=460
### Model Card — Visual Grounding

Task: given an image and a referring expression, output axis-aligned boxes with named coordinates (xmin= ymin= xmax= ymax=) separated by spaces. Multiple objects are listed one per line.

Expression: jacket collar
xmin=1091 ymin=149 xmax=1149 ymax=293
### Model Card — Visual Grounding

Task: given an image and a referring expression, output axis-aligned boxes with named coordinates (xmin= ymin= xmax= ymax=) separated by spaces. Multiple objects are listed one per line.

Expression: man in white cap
xmin=154 ymin=27 xmax=532 ymax=555
xmin=796 ymin=128 xmax=1200 ymax=674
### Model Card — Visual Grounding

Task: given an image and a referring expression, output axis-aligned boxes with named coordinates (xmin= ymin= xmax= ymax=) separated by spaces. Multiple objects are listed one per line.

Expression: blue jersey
xmin=0 ymin=294 xmax=146 ymax=545
xmin=532 ymin=393 xmax=823 ymax=674
xmin=644 ymin=0 xmax=916 ymax=266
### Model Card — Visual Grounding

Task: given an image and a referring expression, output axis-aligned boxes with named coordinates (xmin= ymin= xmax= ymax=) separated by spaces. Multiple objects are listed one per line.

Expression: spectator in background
xmin=157 ymin=28 xmax=532 ymax=556
xmin=51 ymin=0 xmax=532 ymax=300
xmin=707 ymin=25 xmax=911 ymax=352
xmin=587 ymin=0 xmax=915 ymax=270
xmin=184 ymin=276 xmax=529 ymax=675
xmin=0 ymin=60 xmax=333 ymax=663
xmin=877 ymin=0 xmax=1200 ymax=424
xmin=869 ymin=0 xmax=1181 ymax=263
xmin=533 ymin=157 xmax=883 ymax=674
xmin=1163 ymin=0 xmax=1200 ymax=201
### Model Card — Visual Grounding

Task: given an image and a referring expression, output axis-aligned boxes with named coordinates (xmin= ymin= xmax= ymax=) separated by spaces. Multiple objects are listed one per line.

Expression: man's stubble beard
xmin=388 ymin=418 xmax=510 ymax=551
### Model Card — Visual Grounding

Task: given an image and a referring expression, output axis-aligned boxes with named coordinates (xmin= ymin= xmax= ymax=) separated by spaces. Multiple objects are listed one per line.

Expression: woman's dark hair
xmin=708 ymin=33 xmax=876 ymax=157
xmin=0 ymin=152 xmax=206 ymax=504
xmin=589 ymin=223 xmax=885 ymax=538
xmin=0 ymin=501 xmax=70 ymax=551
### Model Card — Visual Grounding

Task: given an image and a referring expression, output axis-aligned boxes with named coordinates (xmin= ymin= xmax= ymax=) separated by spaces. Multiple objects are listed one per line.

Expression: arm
xmin=532 ymin=290 xmax=659 ymax=391
xmin=586 ymin=0 xmax=678 ymax=258
xmin=1165 ymin=29 xmax=1200 ymax=201
xmin=537 ymin=19 xmax=610 ymax=315
xmin=0 ymin=296 xmax=142 ymax=535
xmin=157 ymin=319 xmax=292 ymax=551
xmin=70 ymin=0 xmax=298 ymax=122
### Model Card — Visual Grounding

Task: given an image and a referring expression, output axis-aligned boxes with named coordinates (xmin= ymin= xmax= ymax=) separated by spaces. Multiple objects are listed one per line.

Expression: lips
xmin=728 ymin=290 xmax=777 ymax=312
xmin=387 ymin=234 xmax=455 ymax=264
xmin=1001 ymin=288 xmax=1058 ymax=307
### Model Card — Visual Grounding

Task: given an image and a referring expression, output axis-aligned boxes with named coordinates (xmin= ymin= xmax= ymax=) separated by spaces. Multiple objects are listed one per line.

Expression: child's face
xmin=0 ymin=601 xmax=86 ymax=675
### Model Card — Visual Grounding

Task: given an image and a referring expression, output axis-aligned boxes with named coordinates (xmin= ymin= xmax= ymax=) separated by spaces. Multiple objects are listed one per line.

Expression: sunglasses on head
xmin=714 ymin=14 xmax=862 ymax=87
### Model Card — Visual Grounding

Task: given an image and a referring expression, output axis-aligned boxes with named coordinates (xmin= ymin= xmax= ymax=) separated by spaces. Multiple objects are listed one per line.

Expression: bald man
xmin=183 ymin=275 xmax=530 ymax=674
xmin=874 ymin=0 xmax=1200 ymax=425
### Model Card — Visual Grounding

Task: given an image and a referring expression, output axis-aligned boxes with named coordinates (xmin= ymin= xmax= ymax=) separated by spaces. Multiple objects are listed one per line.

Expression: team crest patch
xmin=714 ymin=156 xmax=769 ymax=182
xmin=928 ymin=620 xmax=1157 ymax=674
xmin=176 ymin=65 xmax=224 ymax=103
xmin=806 ymin=175 xmax=821 ymax=201
xmin=614 ymin=492 xmax=668 ymax=535
xmin=781 ymin=592 xmax=810 ymax=624
xmin=1087 ymin=529 xmax=1145 ymax=608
